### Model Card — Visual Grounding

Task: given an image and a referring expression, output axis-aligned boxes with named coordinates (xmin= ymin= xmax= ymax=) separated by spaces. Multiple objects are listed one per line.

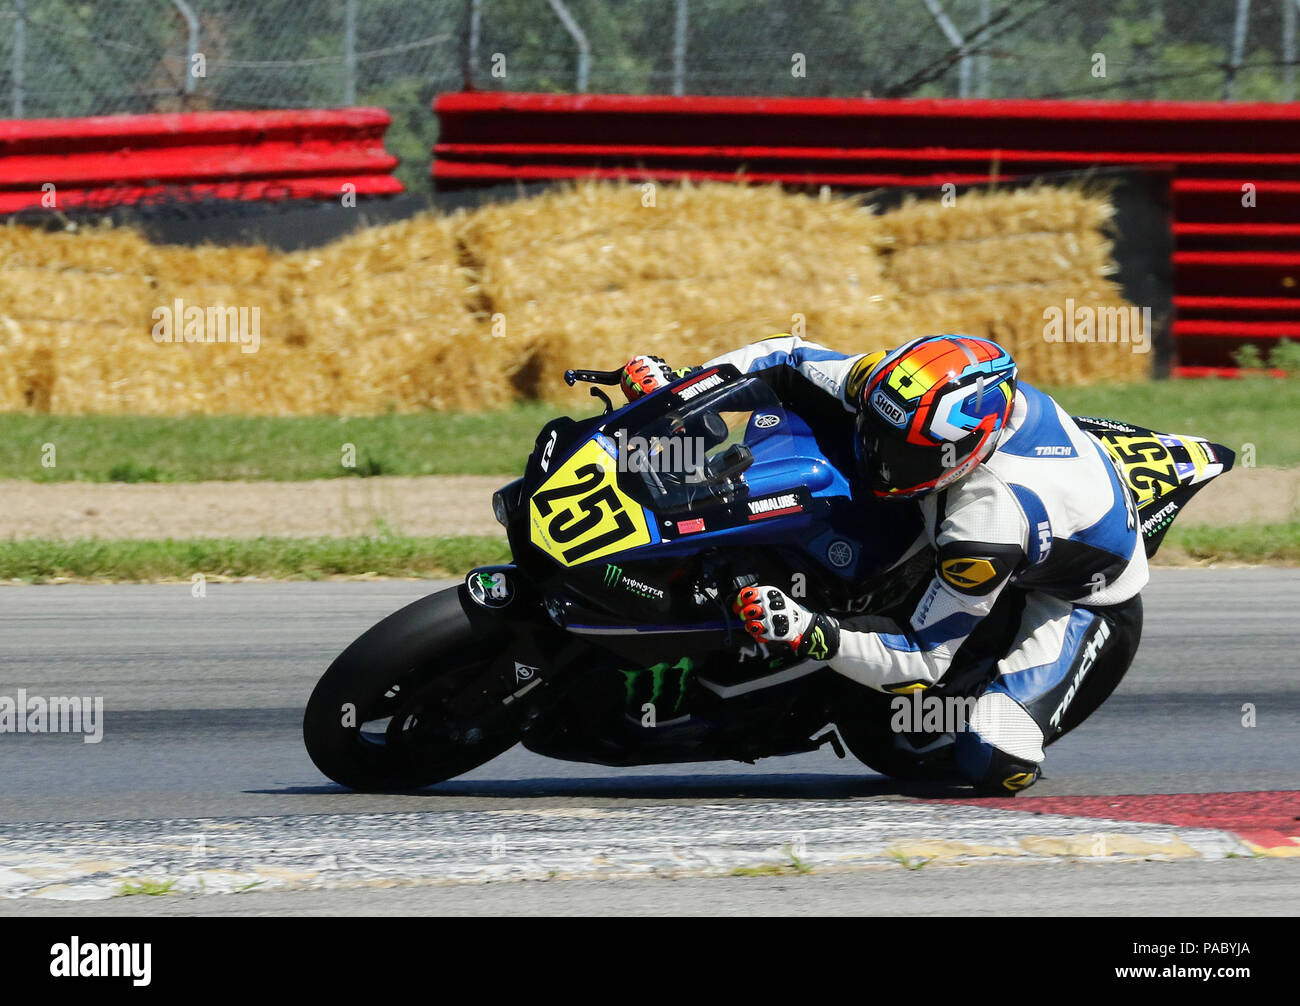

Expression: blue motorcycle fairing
xmin=526 ymin=369 xmax=921 ymax=582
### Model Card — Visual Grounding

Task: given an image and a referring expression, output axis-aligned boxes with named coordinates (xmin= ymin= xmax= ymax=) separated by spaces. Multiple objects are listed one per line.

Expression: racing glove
xmin=734 ymin=585 xmax=841 ymax=662
xmin=620 ymin=355 xmax=687 ymax=402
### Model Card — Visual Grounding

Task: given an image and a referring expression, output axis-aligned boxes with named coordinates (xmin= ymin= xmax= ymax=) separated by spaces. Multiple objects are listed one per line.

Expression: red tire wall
xmin=0 ymin=107 xmax=402 ymax=214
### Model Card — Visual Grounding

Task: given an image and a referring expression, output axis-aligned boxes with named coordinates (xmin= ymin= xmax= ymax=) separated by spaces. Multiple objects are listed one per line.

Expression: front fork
xmin=462 ymin=564 xmax=589 ymax=725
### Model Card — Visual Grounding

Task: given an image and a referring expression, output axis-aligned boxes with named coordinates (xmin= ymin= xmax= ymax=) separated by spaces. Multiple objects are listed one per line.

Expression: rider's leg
xmin=953 ymin=592 xmax=1143 ymax=794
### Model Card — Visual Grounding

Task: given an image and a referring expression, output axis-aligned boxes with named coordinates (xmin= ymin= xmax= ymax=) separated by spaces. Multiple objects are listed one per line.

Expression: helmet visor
xmin=854 ymin=411 xmax=946 ymax=498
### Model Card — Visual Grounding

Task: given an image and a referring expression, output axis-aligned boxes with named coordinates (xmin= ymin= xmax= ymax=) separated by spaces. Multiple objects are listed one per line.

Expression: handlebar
xmin=564 ymin=367 xmax=624 ymax=388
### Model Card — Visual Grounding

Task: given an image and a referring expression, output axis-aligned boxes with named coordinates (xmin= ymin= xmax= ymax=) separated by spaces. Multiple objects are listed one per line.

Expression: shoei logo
xmin=940 ymin=557 xmax=998 ymax=591
xmin=869 ymin=388 xmax=907 ymax=427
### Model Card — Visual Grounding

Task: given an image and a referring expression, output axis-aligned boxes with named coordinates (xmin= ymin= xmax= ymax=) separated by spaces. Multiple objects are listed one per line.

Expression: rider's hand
xmin=620 ymin=355 xmax=678 ymax=402
xmin=734 ymin=585 xmax=840 ymax=662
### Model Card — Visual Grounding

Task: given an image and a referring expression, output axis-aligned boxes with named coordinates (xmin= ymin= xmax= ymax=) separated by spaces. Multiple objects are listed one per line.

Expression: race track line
xmin=0 ymin=797 xmax=1264 ymax=903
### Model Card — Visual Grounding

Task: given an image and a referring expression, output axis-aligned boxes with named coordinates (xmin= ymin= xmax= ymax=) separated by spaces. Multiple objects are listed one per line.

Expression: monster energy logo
xmin=618 ymin=657 xmax=694 ymax=714
xmin=603 ymin=564 xmax=665 ymax=600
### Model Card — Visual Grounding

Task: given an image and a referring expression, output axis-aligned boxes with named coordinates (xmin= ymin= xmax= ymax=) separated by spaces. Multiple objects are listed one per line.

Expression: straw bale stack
xmin=459 ymin=183 xmax=898 ymax=405
xmin=873 ymin=186 xmax=1142 ymax=385
xmin=0 ymin=181 xmax=1146 ymax=416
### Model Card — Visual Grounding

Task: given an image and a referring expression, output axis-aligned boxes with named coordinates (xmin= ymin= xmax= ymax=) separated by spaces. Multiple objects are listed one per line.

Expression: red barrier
xmin=434 ymin=92 xmax=1300 ymax=374
xmin=0 ymin=108 xmax=402 ymax=213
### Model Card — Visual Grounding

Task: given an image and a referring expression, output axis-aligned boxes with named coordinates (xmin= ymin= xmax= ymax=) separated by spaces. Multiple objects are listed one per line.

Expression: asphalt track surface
xmin=2 ymin=568 xmax=1297 ymax=914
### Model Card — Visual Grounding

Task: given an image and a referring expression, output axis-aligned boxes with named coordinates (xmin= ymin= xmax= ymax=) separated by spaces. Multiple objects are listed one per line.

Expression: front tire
xmin=834 ymin=686 xmax=960 ymax=782
xmin=303 ymin=586 xmax=523 ymax=791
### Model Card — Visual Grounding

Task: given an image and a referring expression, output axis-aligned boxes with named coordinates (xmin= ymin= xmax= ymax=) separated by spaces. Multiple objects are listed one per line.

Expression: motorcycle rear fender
xmin=1073 ymin=416 xmax=1236 ymax=558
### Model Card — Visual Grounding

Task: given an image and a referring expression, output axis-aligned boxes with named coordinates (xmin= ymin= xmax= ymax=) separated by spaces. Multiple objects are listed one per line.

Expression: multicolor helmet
xmin=853 ymin=335 xmax=1018 ymax=499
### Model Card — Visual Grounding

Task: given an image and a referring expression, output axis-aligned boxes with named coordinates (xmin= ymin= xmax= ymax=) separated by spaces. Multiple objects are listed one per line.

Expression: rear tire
xmin=303 ymin=586 xmax=523 ymax=791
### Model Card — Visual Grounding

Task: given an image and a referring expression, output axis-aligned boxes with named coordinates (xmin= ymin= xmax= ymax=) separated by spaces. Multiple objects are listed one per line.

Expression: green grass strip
xmin=1045 ymin=376 xmax=1300 ymax=469
xmin=1 ymin=524 xmax=1295 ymax=584
xmin=0 ymin=535 xmax=511 ymax=583
xmin=0 ymin=406 xmax=559 ymax=482
xmin=2 ymin=377 xmax=1297 ymax=482
xmin=1161 ymin=523 xmax=1300 ymax=563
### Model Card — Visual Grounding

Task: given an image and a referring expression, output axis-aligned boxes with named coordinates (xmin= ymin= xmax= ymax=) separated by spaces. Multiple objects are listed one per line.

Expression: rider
xmin=619 ymin=335 xmax=1147 ymax=794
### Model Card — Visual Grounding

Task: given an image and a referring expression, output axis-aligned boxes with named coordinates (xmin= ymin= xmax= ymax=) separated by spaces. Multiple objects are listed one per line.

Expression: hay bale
xmin=0 ymin=213 xmax=494 ymax=415
xmin=873 ymin=186 xmax=1144 ymax=383
xmin=886 ymin=232 xmax=1115 ymax=294
xmin=462 ymin=181 xmax=895 ymax=402
xmin=875 ymin=185 xmax=1113 ymax=247
xmin=0 ymin=180 xmax=1145 ymax=416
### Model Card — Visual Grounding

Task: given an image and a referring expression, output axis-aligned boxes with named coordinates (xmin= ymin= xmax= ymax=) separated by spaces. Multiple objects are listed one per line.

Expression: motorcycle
xmin=303 ymin=363 xmax=1234 ymax=791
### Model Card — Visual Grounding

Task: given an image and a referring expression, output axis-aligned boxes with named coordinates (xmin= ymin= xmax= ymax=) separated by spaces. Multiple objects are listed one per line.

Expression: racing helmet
xmin=853 ymin=335 xmax=1018 ymax=499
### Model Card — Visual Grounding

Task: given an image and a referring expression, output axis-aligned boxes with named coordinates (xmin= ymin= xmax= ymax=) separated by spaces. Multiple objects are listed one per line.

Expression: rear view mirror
xmin=705 ymin=443 xmax=753 ymax=482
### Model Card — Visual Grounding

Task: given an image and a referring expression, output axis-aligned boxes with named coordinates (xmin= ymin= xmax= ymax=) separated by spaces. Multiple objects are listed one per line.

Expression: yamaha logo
xmin=826 ymin=540 xmax=854 ymax=568
xmin=754 ymin=413 xmax=780 ymax=429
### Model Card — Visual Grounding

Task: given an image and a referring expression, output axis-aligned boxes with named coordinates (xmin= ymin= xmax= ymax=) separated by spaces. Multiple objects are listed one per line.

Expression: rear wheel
xmin=303 ymin=586 xmax=524 ymax=791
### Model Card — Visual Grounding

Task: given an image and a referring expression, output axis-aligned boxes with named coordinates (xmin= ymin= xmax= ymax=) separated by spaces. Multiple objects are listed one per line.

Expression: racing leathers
xmin=703 ymin=334 xmax=1148 ymax=793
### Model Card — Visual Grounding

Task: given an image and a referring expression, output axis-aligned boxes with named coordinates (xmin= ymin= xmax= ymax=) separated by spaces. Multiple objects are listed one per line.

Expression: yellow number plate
xmin=1095 ymin=434 xmax=1183 ymax=507
xmin=528 ymin=439 xmax=652 ymax=567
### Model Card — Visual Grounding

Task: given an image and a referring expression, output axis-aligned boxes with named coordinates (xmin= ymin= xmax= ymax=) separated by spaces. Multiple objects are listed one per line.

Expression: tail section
xmin=1073 ymin=417 xmax=1235 ymax=558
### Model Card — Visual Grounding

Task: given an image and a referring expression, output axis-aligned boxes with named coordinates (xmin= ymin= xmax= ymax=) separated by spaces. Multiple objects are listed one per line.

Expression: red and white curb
xmin=1 ymin=793 xmax=1290 ymax=902
xmin=948 ymin=791 xmax=1300 ymax=858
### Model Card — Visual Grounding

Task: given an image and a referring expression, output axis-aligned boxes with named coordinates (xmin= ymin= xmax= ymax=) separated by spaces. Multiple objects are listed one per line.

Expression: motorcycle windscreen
xmin=1074 ymin=417 xmax=1236 ymax=557
xmin=615 ymin=376 xmax=801 ymax=514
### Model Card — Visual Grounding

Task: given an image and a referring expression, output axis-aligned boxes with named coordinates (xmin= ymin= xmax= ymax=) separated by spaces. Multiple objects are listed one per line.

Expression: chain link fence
xmin=2 ymin=0 xmax=1298 ymax=190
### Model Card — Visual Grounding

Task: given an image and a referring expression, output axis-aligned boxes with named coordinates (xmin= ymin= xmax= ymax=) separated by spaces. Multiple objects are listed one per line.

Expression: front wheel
xmin=303 ymin=586 xmax=524 ymax=791
xmin=833 ymin=686 xmax=961 ymax=782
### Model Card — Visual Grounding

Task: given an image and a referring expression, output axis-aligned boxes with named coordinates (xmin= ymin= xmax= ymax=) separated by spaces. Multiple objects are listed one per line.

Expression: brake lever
xmin=590 ymin=386 xmax=614 ymax=415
